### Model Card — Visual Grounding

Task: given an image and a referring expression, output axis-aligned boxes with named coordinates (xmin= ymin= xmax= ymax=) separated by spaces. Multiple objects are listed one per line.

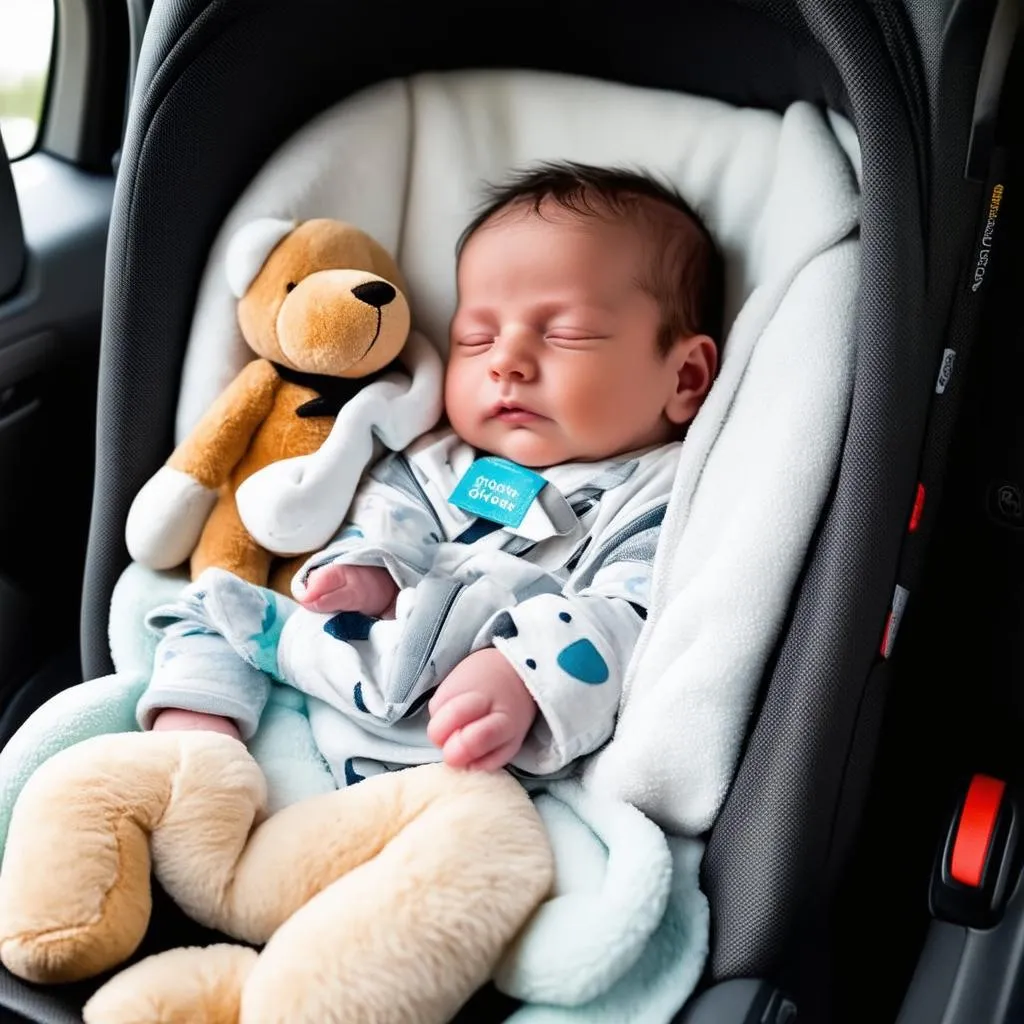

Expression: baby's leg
xmin=139 ymin=606 xmax=272 ymax=739
xmin=139 ymin=568 xmax=305 ymax=736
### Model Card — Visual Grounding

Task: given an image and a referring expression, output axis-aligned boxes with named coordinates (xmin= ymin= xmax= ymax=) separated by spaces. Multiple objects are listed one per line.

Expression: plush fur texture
xmin=0 ymin=732 xmax=553 ymax=1022
xmin=82 ymin=945 xmax=259 ymax=1024
xmin=0 ymin=732 xmax=265 ymax=983
xmin=126 ymin=219 xmax=412 ymax=592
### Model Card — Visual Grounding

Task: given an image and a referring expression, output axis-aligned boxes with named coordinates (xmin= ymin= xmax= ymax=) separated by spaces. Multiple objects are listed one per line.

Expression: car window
xmin=0 ymin=0 xmax=56 ymax=160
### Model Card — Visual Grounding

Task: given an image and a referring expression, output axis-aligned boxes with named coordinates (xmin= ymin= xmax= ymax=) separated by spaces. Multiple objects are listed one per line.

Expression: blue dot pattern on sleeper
xmin=324 ymin=612 xmax=376 ymax=641
xmin=556 ymin=638 xmax=609 ymax=685
xmin=344 ymin=758 xmax=365 ymax=785
xmin=353 ymin=682 xmax=369 ymax=713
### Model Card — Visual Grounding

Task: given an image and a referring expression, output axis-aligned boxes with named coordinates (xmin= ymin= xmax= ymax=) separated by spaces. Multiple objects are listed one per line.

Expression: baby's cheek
xmin=444 ymin=367 xmax=478 ymax=429
xmin=442 ymin=362 xmax=461 ymax=408
xmin=560 ymin=368 xmax=616 ymax=428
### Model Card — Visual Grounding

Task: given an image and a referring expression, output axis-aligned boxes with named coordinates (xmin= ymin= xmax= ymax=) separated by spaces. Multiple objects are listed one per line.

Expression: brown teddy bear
xmin=125 ymin=217 xmax=412 ymax=594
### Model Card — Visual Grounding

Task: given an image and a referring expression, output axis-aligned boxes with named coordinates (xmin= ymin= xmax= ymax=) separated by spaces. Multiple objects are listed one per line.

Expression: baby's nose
xmin=351 ymin=281 xmax=396 ymax=309
xmin=490 ymin=352 xmax=533 ymax=381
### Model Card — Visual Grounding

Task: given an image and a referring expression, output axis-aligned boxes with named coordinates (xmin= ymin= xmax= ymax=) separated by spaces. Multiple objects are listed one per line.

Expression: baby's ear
xmin=665 ymin=334 xmax=718 ymax=426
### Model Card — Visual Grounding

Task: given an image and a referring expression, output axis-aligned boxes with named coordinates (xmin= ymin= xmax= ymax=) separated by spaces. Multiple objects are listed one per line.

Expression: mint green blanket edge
xmin=0 ymin=672 xmax=147 ymax=854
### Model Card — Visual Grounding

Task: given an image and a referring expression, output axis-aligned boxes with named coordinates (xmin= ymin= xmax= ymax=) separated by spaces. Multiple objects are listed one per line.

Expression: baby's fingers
xmin=465 ymin=738 xmax=523 ymax=773
xmin=298 ymin=566 xmax=352 ymax=609
xmin=441 ymin=712 xmax=516 ymax=770
xmin=426 ymin=690 xmax=490 ymax=749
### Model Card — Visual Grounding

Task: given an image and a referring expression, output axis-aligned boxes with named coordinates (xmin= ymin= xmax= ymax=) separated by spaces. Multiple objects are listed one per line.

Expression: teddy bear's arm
xmin=168 ymin=359 xmax=281 ymax=489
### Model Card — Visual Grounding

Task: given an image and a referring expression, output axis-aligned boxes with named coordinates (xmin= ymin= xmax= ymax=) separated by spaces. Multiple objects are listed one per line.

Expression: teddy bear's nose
xmin=351 ymin=281 xmax=396 ymax=309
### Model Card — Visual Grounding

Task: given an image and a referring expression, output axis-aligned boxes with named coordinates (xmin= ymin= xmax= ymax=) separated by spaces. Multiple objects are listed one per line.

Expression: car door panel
xmin=0 ymin=150 xmax=114 ymax=705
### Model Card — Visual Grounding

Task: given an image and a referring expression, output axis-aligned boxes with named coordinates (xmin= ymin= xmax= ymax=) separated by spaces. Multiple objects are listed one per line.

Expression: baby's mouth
xmin=490 ymin=402 xmax=544 ymax=424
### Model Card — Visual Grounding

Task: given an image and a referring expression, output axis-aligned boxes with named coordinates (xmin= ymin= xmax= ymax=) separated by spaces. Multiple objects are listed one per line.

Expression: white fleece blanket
xmin=173 ymin=70 xmax=860 ymax=835
xmin=587 ymin=240 xmax=859 ymax=834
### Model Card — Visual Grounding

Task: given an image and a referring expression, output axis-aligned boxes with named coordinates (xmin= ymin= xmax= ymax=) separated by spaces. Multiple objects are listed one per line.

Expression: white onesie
xmin=138 ymin=428 xmax=680 ymax=786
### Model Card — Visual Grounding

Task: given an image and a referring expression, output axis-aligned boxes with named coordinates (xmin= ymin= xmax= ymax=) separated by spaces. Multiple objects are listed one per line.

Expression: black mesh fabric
xmin=0 ymin=0 xmax=975 ymax=1022
xmin=702 ymin=0 xmax=930 ymax=979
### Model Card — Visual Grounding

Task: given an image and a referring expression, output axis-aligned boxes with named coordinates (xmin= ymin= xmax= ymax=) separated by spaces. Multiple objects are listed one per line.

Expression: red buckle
xmin=951 ymin=774 xmax=1006 ymax=887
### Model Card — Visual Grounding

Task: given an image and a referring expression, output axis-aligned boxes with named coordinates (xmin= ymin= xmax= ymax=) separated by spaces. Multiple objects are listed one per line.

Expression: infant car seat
xmin=0 ymin=1 xmax=1017 ymax=1021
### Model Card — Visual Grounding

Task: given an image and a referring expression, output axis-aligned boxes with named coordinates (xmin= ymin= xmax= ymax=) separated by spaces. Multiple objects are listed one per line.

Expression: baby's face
xmin=446 ymin=207 xmax=689 ymax=467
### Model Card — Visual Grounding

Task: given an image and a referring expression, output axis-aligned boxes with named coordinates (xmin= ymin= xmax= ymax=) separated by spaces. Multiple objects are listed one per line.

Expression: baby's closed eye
xmin=544 ymin=329 xmax=611 ymax=348
xmin=455 ymin=333 xmax=494 ymax=348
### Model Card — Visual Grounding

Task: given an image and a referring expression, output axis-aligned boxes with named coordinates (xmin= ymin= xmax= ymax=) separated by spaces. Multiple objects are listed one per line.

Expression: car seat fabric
xmin=48 ymin=3 xmax=976 ymax=1021
xmin=0 ymin=68 xmax=861 ymax=1020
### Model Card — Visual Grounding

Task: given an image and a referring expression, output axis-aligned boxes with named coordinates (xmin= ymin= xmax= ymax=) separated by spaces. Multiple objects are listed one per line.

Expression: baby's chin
xmin=458 ymin=422 xmax=586 ymax=468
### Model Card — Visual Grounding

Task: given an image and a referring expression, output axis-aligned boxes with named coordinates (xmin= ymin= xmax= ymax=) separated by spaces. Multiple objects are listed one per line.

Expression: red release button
xmin=950 ymin=774 xmax=1006 ymax=888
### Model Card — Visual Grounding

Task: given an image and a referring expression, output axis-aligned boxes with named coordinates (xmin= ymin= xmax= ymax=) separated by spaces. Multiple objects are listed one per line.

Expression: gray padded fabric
xmin=704 ymin=0 xmax=1000 ymax=981
xmin=701 ymin=0 xmax=930 ymax=977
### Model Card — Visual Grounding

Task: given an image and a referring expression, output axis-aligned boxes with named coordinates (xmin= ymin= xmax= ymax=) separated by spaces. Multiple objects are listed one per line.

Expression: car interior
xmin=0 ymin=1 xmax=1021 ymax=1021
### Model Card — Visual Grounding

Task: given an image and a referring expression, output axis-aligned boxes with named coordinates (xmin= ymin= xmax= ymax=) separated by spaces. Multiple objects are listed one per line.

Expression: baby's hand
xmin=298 ymin=564 xmax=399 ymax=616
xmin=427 ymin=648 xmax=537 ymax=771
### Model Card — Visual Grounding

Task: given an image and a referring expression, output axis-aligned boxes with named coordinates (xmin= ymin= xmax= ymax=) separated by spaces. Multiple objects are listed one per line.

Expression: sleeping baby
xmin=138 ymin=160 xmax=724 ymax=784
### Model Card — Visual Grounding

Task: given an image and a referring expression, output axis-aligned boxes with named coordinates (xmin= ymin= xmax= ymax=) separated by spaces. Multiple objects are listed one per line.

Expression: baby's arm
xmin=293 ymin=451 xmax=446 ymax=614
xmin=427 ymin=506 xmax=662 ymax=773
xmin=428 ymin=592 xmax=639 ymax=774
xmin=137 ymin=580 xmax=275 ymax=740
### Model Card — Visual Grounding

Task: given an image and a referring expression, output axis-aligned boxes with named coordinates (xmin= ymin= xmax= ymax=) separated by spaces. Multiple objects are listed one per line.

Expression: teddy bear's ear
xmin=225 ymin=217 xmax=298 ymax=298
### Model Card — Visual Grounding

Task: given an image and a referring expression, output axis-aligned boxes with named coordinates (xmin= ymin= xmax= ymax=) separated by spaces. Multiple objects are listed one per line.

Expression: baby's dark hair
xmin=457 ymin=161 xmax=725 ymax=355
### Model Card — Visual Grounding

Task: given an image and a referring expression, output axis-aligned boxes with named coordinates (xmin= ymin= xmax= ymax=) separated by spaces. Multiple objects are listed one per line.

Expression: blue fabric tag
xmin=448 ymin=456 xmax=547 ymax=529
